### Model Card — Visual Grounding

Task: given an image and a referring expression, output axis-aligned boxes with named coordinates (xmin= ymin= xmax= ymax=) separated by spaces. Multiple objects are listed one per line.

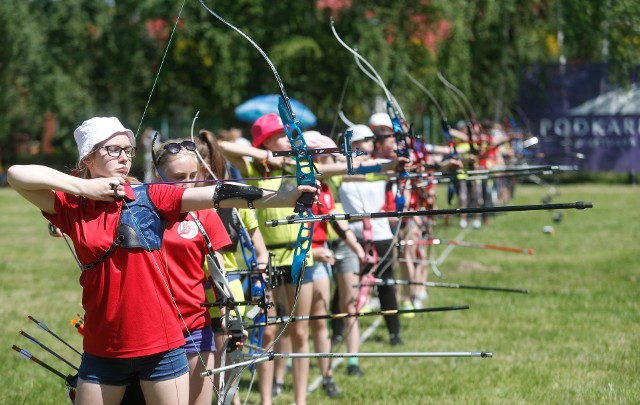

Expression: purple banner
xmin=519 ymin=63 xmax=640 ymax=172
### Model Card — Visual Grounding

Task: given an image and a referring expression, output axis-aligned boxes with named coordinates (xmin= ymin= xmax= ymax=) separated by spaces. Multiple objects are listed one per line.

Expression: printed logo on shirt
xmin=177 ymin=221 xmax=199 ymax=239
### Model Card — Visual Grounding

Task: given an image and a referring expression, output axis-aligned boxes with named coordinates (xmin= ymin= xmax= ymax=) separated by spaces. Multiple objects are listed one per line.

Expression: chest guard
xmin=117 ymin=184 xmax=167 ymax=250
xmin=81 ymin=185 xmax=167 ymax=271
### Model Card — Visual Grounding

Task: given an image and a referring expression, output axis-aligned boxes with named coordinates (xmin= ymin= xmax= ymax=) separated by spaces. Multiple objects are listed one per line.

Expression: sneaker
xmin=413 ymin=298 xmax=424 ymax=310
xmin=346 ymin=364 xmax=364 ymax=377
xmin=472 ymin=219 xmax=481 ymax=229
xmin=390 ymin=334 xmax=404 ymax=346
xmin=272 ymin=381 xmax=284 ymax=397
xmin=401 ymin=302 xmax=415 ymax=318
xmin=322 ymin=378 xmax=341 ymax=397
xmin=416 ymin=290 xmax=429 ymax=301
xmin=459 ymin=219 xmax=468 ymax=229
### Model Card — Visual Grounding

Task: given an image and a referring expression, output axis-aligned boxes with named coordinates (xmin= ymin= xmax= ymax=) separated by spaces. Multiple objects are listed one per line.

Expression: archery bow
xmin=196 ymin=4 xmax=324 ymax=402
xmin=436 ymin=71 xmax=479 ymax=156
xmin=330 ymin=17 xmax=413 ymax=281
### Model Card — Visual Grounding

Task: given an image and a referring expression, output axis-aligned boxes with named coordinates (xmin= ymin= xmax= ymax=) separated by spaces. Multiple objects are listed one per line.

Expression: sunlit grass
xmin=0 ymin=184 xmax=638 ymax=404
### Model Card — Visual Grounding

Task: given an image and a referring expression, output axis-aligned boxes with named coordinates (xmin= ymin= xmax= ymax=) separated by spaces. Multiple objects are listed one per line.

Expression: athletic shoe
xmin=390 ymin=334 xmax=404 ymax=346
xmin=272 ymin=381 xmax=284 ymax=397
xmin=322 ymin=378 xmax=341 ymax=397
xmin=401 ymin=302 xmax=415 ymax=318
xmin=347 ymin=364 xmax=364 ymax=377
xmin=459 ymin=219 xmax=468 ymax=229
xmin=473 ymin=219 xmax=482 ymax=229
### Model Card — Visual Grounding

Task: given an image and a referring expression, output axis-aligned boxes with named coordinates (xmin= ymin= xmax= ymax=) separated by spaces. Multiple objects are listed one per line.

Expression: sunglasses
xmin=163 ymin=141 xmax=197 ymax=154
xmin=155 ymin=140 xmax=197 ymax=165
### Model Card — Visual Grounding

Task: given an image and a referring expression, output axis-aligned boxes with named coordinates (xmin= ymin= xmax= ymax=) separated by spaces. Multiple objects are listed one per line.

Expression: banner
xmin=518 ymin=63 xmax=640 ymax=172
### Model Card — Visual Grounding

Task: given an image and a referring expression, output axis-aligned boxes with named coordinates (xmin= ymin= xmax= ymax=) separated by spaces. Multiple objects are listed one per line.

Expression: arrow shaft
xmin=28 ymin=315 xmax=82 ymax=356
xmin=12 ymin=345 xmax=68 ymax=380
xmin=400 ymin=239 xmax=534 ymax=255
xmin=203 ymin=351 xmax=492 ymax=376
xmin=245 ymin=305 xmax=469 ymax=329
xmin=19 ymin=330 xmax=79 ymax=370
xmin=265 ymin=202 xmax=593 ymax=227
xmin=359 ymin=278 xmax=528 ymax=294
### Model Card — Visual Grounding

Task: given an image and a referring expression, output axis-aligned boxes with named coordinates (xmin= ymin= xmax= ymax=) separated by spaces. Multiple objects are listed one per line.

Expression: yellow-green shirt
xmin=246 ymin=163 xmax=314 ymax=268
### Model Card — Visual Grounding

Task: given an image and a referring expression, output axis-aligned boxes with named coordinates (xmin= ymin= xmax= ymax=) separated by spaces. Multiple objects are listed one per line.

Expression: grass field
xmin=0 ymin=183 xmax=638 ymax=404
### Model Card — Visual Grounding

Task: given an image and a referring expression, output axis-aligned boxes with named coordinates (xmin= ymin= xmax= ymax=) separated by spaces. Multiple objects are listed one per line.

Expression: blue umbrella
xmin=234 ymin=94 xmax=317 ymax=128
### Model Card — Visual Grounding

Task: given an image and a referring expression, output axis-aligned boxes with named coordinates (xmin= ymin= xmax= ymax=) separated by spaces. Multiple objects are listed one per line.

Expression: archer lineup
xmin=6 ymin=4 xmax=594 ymax=405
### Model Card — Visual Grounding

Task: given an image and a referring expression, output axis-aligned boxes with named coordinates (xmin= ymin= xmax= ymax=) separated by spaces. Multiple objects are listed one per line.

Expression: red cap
xmin=251 ymin=113 xmax=285 ymax=148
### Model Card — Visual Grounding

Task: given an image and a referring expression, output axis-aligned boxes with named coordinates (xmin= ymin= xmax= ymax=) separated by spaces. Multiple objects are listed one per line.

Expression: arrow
xmin=203 ymin=351 xmax=492 ymax=376
xmin=398 ymin=239 xmax=535 ymax=255
xmin=27 ymin=315 xmax=82 ymax=357
xmin=19 ymin=330 xmax=79 ymax=371
xmin=12 ymin=345 xmax=70 ymax=380
xmin=245 ymin=305 xmax=470 ymax=329
xmin=358 ymin=278 xmax=529 ymax=294
xmin=265 ymin=201 xmax=593 ymax=227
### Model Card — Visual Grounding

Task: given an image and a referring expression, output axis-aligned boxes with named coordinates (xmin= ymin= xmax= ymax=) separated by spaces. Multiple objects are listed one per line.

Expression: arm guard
xmin=355 ymin=163 xmax=382 ymax=175
xmin=213 ymin=183 xmax=264 ymax=209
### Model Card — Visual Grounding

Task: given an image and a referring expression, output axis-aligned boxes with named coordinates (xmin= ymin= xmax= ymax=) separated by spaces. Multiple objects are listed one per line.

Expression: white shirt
xmin=339 ymin=177 xmax=394 ymax=241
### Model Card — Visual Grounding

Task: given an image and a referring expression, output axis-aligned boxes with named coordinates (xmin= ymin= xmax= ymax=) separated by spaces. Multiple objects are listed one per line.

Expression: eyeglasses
xmin=163 ymin=141 xmax=197 ymax=154
xmin=102 ymin=145 xmax=136 ymax=158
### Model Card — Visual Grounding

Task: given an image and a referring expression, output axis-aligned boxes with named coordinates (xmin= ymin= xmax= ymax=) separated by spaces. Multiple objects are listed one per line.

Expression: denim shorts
xmin=79 ymin=347 xmax=189 ymax=385
xmin=302 ymin=262 xmax=330 ymax=283
xmin=331 ymin=239 xmax=360 ymax=274
xmin=184 ymin=326 xmax=216 ymax=354
xmin=283 ymin=262 xmax=329 ymax=284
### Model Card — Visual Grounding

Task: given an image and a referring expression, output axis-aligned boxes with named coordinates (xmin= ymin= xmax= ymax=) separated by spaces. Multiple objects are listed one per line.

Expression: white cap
xmin=74 ymin=117 xmax=135 ymax=160
xmin=368 ymin=112 xmax=393 ymax=129
xmin=347 ymin=124 xmax=375 ymax=142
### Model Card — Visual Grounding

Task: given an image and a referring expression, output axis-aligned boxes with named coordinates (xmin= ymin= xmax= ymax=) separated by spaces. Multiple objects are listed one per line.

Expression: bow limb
xmin=436 ymin=71 xmax=479 ymax=156
xmin=404 ymin=69 xmax=455 ymax=152
xmin=332 ymin=19 xmax=415 ymax=280
xmin=330 ymin=17 xmax=405 ymax=121
xmin=277 ymin=97 xmax=315 ymax=284
xmin=199 ymin=0 xmax=315 ymax=284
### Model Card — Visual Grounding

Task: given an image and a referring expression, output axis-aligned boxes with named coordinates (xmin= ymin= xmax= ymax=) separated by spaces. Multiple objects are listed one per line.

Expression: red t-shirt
xmin=44 ymin=183 xmax=188 ymax=358
xmin=163 ymin=210 xmax=230 ymax=332
xmin=311 ymin=182 xmax=336 ymax=248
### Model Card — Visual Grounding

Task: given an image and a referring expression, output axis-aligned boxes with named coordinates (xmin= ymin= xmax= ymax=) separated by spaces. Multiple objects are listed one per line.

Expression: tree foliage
xmin=1 ymin=0 xmax=638 ymax=165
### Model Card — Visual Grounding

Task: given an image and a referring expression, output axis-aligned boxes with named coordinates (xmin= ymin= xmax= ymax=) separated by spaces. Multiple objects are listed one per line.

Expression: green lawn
xmin=0 ymin=184 xmax=638 ymax=404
